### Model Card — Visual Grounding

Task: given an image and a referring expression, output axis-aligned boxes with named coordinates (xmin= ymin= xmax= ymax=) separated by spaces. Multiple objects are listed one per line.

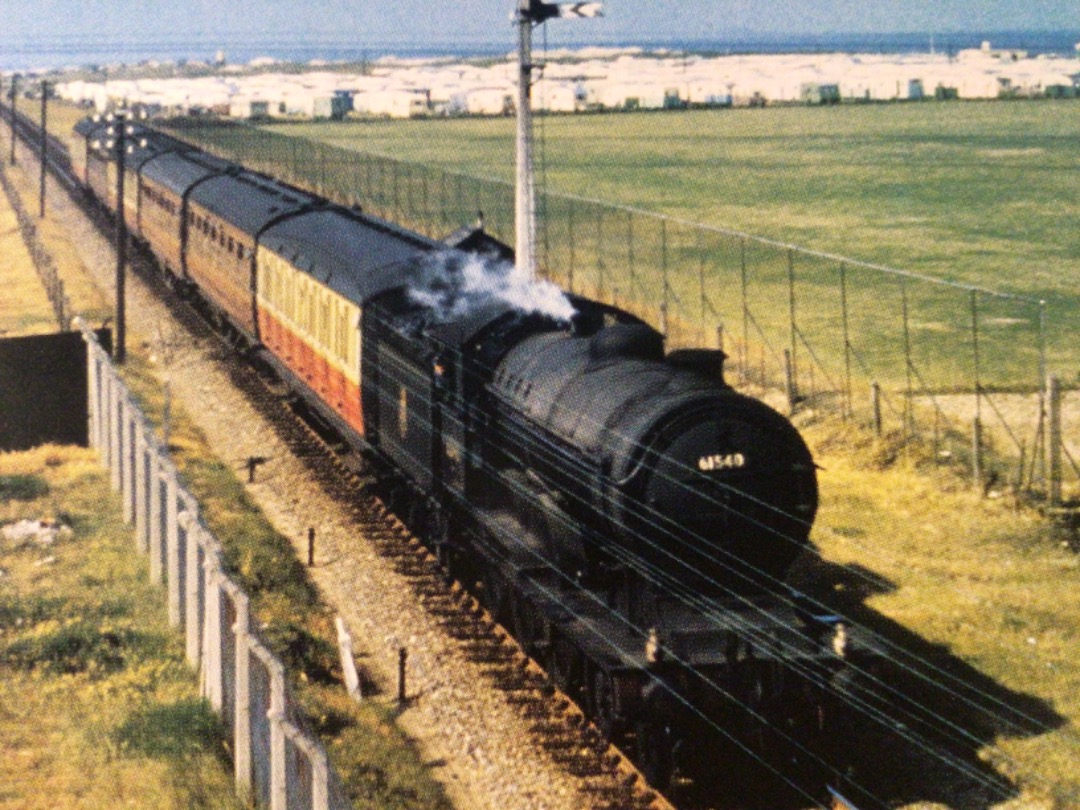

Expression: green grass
xmin=0 ymin=445 xmax=242 ymax=810
xmin=257 ymin=101 xmax=1078 ymax=383
xmin=275 ymin=102 xmax=1079 ymax=296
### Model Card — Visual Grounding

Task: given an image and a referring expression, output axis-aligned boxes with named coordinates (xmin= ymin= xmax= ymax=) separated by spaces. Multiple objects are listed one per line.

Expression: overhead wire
xmin=363 ymin=351 xmax=1005 ymax=805
xmin=361 ymin=334 xmax=1024 ymax=801
xmin=267 ymin=263 xmax=1054 ymax=790
xmin=363 ymin=308 xmax=1051 ymax=745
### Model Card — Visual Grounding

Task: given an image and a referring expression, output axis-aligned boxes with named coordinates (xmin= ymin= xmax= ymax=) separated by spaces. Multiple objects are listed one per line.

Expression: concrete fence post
xmin=183 ymin=505 xmax=205 ymax=669
xmin=249 ymin=642 xmax=275 ymax=808
xmin=122 ymin=403 xmax=136 ymax=525
xmin=306 ymin=736 xmax=331 ymax=810
xmin=281 ymin=722 xmax=303 ymax=810
xmin=72 ymin=324 xmax=347 ymax=810
xmin=233 ymin=589 xmax=253 ymax=803
xmin=218 ymin=580 xmax=241 ymax=733
xmin=267 ymin=655 xmax=288 ymax=810
xmin=201 ymin=552 xmax=225 ymax=712
xmin=134 ymin=426 xmax=149 ymax=552
xmin=282 ymin=721 xmax=317 ymax=810
xmin=149 ymin=455 xmax=166 ymax=584
xmin=167 ymin=468 xmax=183 ymax=627
xmin=93 ymin=353 xmax=105 ymax=453
xmin=86 ymin=348 xmax=100 ymax=452
xmin=109 ymin=371 xmax=122 ymax=491
xmin=118 ymin=395 xmax=130 ymax=511
xmin=335 ymin=616 xmax=361 ymax=702
xmin=97 ymin=358 xmax=109 ymax=463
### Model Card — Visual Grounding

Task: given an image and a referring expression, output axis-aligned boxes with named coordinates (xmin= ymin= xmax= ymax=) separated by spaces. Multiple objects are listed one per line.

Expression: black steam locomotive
xmin=75 ymin=116 xmax=868 ymax=799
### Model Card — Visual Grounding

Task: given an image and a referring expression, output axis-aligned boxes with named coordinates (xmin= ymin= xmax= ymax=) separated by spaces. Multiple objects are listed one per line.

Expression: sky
xmin=1 ymin=1 xmax=1078 ymax=60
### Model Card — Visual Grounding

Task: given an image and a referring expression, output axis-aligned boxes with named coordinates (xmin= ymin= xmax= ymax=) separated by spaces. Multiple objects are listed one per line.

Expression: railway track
xmin=5 ymin=104 xmax=677 ymax=810
xmin=192 ymin=292 xmax=672 ymax=810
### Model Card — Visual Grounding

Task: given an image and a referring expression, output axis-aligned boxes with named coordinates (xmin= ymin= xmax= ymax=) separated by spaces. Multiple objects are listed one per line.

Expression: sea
xmin=2 ymin=30 xmax=1079 ymax=73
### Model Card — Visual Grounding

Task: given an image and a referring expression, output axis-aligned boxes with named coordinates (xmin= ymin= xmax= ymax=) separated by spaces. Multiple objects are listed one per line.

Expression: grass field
xmin=0 ymin=202 xmax=55 ymax=336
xmin=272 ymin=102 xmax=1079 ymax=299
xmin=262 ymin=101 xmax=1078 ymax=384
xmin=10 ymin=95 xmax=1077 ymax=807
xmin=800 ymin=420 xmax=1080 ymax=809
xmin=0 ymin=133 xmax=454 ymax=810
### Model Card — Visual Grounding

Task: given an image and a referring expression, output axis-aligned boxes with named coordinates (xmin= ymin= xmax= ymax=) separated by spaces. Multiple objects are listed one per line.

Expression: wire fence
xmin=148 ymin=119 xmax=1073 ymax=502
xmin=78 ymin=321 xmax=352 ymax=810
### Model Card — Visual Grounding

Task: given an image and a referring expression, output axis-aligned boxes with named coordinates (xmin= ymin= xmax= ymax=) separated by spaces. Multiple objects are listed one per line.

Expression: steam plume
xmin=408 ymin=250 xmax=576 ymax=323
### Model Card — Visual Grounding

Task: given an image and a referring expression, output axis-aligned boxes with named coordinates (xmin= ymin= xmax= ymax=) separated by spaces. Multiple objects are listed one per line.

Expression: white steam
xmin=408 ymin=250 xmax=576 ymax=323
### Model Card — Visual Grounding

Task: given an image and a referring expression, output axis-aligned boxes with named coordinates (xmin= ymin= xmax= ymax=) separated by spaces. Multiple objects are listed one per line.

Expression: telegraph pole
xmin=9 ymin=73 xmax=17 ymax=165
xmin=515 ymin=1 xmax=601 ymax=280
xmin=515 ymin=0 xmax=537 ymax=280
xmin=111 ymin=111 xmax=128 ymax=363
xmin=39 ymin=80 xmax=47 ymax=218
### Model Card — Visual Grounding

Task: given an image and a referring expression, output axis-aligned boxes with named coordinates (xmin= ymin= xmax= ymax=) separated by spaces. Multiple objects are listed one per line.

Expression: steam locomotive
xmin=74 ymin=115 xmax=871 ymax=800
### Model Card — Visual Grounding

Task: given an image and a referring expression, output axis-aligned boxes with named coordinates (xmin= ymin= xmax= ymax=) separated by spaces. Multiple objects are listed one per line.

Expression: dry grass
xmin=0 ymin=115 xmax=110 ymax=328
xmin=0 ymin=123 xmax=453 ymax=808
xmin=115 ymin=349 xmax=455 ymax=810
xmin=0 ymin=191 xmax=55 ymax=336
xmin=802 ymin=420 xmax=1080 ymax=808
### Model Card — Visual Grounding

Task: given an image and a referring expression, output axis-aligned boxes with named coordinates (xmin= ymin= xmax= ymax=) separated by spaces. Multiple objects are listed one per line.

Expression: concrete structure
xmin=532 ymin=78 xmax=579 ymax=112
xmin=80 ymin=323 xmax=352 ymax=810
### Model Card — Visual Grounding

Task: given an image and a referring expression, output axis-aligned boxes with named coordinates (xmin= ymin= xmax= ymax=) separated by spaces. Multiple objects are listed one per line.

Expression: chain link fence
xmin=151 ymin=119 xmax=1073 ymax=502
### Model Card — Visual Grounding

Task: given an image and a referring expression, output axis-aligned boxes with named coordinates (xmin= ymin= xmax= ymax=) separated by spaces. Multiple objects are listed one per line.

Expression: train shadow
xmin=767 ymin=555 xmax=1067 ymax=810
